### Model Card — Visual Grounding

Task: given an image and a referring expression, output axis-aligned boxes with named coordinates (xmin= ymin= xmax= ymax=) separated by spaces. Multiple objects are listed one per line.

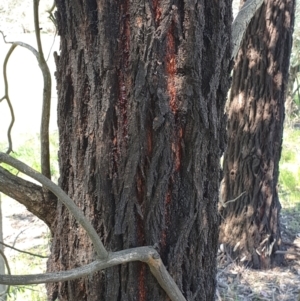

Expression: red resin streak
xmin=166 ymin=22 xmax=182 ymax=172
xmin=166 ymin=23 xmax=177 ymax=115
xmin=153 ymin=0 xmax=161 ymax=25
xmin=162 ymin=21 xmax=183 ymax=251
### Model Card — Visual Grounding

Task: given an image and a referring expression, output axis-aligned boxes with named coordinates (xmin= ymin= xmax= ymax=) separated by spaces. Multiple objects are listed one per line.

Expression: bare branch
xmin=0 ymin=247 xmax=186 ymax=301
xmin=46 ymin=1 xmax=56 ymax=14
xmin=33 ymin=0 xmax=52 ymax=180
xmin=0 ymin=31 xmax=40 ymax=59
xmin=0 ymin=153 xmax=108 ymax=259
xmin=0 ymin=166 xmax=56 ymax=228
xmin=0 ymin=241 xmax=48 ymax=259
xmin=0 ymin=154 xmax=187 ymax=301
xmin=232 ymin=0 xmax=264 ymax=59
xmin=0 ymin=32 xmax=17 ymax=155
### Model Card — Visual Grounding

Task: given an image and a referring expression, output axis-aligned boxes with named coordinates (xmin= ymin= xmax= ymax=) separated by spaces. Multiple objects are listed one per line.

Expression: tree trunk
xmin=219 ymin=0 xmax=295 ymax=269
xmin=47 ymin=1 xmax=232 ymax=300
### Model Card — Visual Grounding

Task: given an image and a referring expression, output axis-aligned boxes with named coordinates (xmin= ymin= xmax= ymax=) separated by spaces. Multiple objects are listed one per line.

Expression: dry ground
xmin=217 ymin=209 xmax=300 ymax=301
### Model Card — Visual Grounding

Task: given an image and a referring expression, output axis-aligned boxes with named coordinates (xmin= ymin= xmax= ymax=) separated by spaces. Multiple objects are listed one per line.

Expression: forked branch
xmin=0 ymin=153 xmax=186 ymax=301
xmin=0 ymin=152 xmax=107 ymax=259
xmin=0 ymin=166 xmax=57 ymax=228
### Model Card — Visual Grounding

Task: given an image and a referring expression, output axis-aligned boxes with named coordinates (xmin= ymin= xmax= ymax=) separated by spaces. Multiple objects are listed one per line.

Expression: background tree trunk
xmin=47 ymin=1 xmax=232 ymax=300
xmin=219 ymin=0 xmax=295 ymax=269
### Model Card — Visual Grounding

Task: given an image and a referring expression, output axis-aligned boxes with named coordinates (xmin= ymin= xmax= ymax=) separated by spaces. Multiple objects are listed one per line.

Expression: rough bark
xmin=231 ymin=0 xmax=264 ymax=59
xmin=48 ymin=0 xmax=232 ymax=300
xmin=219 ymin=0 xmax=295 ymax=268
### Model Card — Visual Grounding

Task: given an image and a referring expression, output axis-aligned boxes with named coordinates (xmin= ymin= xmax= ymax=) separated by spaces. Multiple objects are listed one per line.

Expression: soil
xmin=1 ymin=195 xmax=49 ymax=252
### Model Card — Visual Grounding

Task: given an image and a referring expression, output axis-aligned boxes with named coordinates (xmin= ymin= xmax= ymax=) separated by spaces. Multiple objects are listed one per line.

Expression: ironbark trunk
xmin=219 ymin=0 xmax=295 ymax=268
xmin=47 ymin=0 xmax=232 ymax=300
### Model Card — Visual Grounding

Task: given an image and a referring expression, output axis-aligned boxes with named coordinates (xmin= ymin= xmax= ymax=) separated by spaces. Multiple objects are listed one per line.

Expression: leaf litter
xmin=217 ymin=211 xmax=300 ymax=301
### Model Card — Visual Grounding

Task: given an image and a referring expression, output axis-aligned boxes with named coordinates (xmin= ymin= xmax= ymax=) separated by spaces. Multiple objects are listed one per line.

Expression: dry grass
xmin=217 ymin=214 xmax=300 ymax=301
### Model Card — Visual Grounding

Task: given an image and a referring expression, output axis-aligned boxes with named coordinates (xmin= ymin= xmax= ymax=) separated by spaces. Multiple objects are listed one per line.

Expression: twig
xmin=12 ymin=229 xmax=27 ymax=249
xmin=46 ymin=1 xmax=57 ymax=31
xmin=0 ymin=241 xmax=48 ymax=259
xmin=220 ymin=191 xmax=247 ymax=208
xmin=46 ymin=31 xmax=57 ymax=62
xmin=0 ymin=32 xmax=17 ymax=155
xmin=45 ymin=1 xmax=58 ymax=62
xmin=46 ymin=1 xmax=56 ymax=14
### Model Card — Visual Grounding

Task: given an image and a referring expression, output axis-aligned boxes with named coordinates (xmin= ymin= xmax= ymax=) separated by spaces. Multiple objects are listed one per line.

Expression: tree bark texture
xmin=219 ymin=0 xmax=295 ymax=269
xmin=48 ymin=1 xmax=232 ymax=300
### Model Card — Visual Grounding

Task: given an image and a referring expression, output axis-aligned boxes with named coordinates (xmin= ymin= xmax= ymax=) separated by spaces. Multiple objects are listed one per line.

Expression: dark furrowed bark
xmin=48 ymin=0 xmax=232 ymax=300
xmin=219 ymin=0 xmax=295 ymax=269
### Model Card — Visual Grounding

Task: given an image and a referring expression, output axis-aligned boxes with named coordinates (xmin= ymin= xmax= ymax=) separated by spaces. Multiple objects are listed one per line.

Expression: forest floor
xmin=217 ymin=209 xmax=300 ymax=301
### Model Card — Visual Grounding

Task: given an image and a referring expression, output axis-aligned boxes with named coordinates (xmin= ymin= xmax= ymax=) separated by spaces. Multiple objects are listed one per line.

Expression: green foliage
xmin=280 ymin=148 xmax=296 ymax=163
xmin=0 ymin=131 xmax=59 ymax=181
xmin=288 ymin=1 xmax=300 ymax=117
xmin=11 ymin=136 xmax=41 ymax=172
xmin=279 ymin=128 xmax=300 ymax=205
xmin=279 ymin=169 xmax=299 ymax=192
